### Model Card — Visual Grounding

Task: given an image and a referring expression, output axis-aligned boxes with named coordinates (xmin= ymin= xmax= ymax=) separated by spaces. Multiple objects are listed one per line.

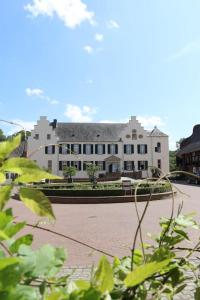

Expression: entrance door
xmin=109 ymin=164 xmax=113 ymax=173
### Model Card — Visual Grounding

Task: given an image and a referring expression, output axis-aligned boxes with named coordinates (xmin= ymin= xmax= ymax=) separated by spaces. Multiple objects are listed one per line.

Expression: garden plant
xmin=0 ymin=135 xmax=200 ymax=299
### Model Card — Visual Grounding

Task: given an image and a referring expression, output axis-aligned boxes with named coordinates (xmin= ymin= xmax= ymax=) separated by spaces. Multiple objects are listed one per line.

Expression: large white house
xmin=27 ymin=116 xmax=169 ymax=178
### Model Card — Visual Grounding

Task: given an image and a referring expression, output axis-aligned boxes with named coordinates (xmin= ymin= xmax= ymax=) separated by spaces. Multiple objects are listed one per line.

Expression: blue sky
xmin=0 ymin=0 xmax=200 ymax=149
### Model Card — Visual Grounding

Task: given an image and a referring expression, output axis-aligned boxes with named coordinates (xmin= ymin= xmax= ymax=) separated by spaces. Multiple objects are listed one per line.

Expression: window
xmin=108 ymin=144 xmax=118 ymax=155
xmin=124 ymin=161 xmax=134 ymax=171
xmin=155 ymin=142 xmax=161 ymax=153
xmin=45 ymin=145 xmax=55 ymax=154
xmin=137 ymin=144 xmax=147 ymax=154
xmin=157 ymin=159 xmax=161 ymax=169
xmin=83 ymin=144 xmax=93 ymax=155
xmin=71 ymin=144 xmax=81 ymax=155
xmin=95 ymin=144 xmax=105 ymax=155
xmin=59 ymin=144 xmax=70 ymax=154
xmin=34 ymin=134 xmax=39 ymax=140
xmin=59 ymin=161 xmax=70 ymax=171
xmin=138 ymin=161 xmax=148 ymax=170
xmin=47 ymin=160 xmax=52 ymax=171
xmin=95 ymin=161 xmax=106 ymax=171
xmin=71 ymin=161 xmax=82 ymax=171
xmin=47 ymin=134 xmax=51 ymax=140
xmin=124 ymin=144 xmax=134 ymax=154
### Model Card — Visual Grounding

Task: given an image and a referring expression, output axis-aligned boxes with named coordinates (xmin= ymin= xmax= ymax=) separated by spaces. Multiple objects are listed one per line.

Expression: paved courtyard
xmin=10 ymin=183 xmax=200 ymax=266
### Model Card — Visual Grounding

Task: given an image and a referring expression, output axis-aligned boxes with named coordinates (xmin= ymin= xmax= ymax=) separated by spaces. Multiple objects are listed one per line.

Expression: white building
xmin=27 ymin=116 xmax=169 ymax=178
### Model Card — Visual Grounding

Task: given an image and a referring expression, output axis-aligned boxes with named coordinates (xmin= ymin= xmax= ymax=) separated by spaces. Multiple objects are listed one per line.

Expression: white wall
xmin=27 ymin=116 xmax=169 ymax=178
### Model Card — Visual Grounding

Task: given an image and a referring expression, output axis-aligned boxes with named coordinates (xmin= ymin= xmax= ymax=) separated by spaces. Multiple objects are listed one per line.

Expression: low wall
xmin=47 ymin=191 xmax=175 ymax=204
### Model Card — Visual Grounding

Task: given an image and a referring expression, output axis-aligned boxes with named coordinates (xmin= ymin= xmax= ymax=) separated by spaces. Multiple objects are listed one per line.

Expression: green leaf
xmin=18 ymin=244 xmax=66 ymax=278
xmin=2 ymin=158 xmax=40 ymax=175
xmin=93 ymin=256 xmax=114 ymax=293
xmin=0 ymin=186 xmax=12 ymax=210
xmin=0 ymin=173 xmax=6 ymax=184
xmin=8 ymin=286 xmax=40 ymax=300
xmin=175 ymin=215 xmax=199 ymax=229
xmin=1 ymin=158 xmax=60 ymax=183
xmin=150 ymin=247 xmax=175 ymax=262
xmin=9 ymin=234 xmax=33 ymax=254
xmin=0 ymin=257 xmax=21 ymax=271
xmin=75 ymin=280 xmax=90 ymax=290
xmin=174 ymin=229 xmax=189 ymax=240
xmin=0 ymin=230 xmax=10 ymax=241
xmin=195 ymin=287 xmax=200 ymax=300
xmin=175 ymin=284 xmax=187 ymax=294
xmin=124 ymin=259 xmax=172 ymax=287
xmin=19 ymin=187 xmax=55 ymax=219
xmin=44 ymin=291 xmax=65 ymax=300
xmin=5 ymin=222 xmax=25 ymax=238
xmin=0 ymin=135 xmax=21 ymax=161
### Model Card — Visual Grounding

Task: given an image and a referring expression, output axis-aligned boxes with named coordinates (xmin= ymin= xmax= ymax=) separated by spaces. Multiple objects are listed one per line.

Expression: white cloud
xmin=26 ymin=88 xmax=44 ymax=97
xmin=25 ymin=87 xmax=59 ymax=105
xmin=83 ymin=45 xmax=93 ymax=54
xmin=24 ymin=0 xmax=95 ymax=29
xmin=99 ymin=119 xmax=128 ymax=124
xmin=64 ymin=104 xmax=97 ymax=122
xmin=167 ymin=40 xmax=200 ymax=62
xmin=95 ymin=33 xmax=104 ymax=42
xmin=106 ymin=19 xmax=119 ymax=29
xmin=137 ymin=115 xmax=165 ymax=130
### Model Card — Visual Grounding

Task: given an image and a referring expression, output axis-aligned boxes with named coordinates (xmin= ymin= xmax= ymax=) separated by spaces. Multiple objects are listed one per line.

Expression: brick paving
xmin=9 ymin=183 xmax=200 ymax=298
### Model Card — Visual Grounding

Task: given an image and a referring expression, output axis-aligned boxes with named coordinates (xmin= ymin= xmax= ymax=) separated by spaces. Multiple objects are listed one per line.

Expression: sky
xmin=0 ymin=0 xmax=200 ymax=149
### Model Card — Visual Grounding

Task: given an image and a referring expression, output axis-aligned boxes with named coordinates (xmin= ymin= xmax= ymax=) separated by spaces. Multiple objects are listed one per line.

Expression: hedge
xmin=37 ymin=183 xmax=171 ymax=197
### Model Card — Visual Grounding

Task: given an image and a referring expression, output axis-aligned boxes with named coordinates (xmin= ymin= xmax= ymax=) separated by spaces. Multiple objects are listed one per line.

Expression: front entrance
xmin=108 ymin=163 xmax=120 ymax=173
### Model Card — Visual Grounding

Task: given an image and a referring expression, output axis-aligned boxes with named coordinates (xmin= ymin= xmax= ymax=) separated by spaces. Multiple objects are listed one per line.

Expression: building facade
xmin=177 ymin=125 xmax=200 ymax=174
xmin=27 ymin=116 xmax=169 ymax=178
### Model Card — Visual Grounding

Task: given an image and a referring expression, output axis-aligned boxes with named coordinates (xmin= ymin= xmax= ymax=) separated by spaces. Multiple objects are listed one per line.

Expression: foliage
xmin=63 ymin=166 xmax=77 ymax=182
xmin=86 ymin=163 xmax=100 ymax=188
xmin=169 ymin=150 xmax=177 ymax=172
xmin=1 ymin=134 xmax=200 ymax=299
xmin=0 ymin=129 xmax=6 ymax=142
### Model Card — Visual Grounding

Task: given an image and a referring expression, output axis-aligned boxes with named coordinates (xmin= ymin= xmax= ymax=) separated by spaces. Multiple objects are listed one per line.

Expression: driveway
xmin=10 ymin=183 xmax=200 ymax=266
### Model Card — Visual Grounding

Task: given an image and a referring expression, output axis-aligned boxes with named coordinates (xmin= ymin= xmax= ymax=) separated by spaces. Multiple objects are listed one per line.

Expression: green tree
xmin=86 ymin=163 xmax=100 ymax=188
xmin=63 ymin=166 xmax=77 ymax=183
xmin=0 ymin=129 xmax=6 ymax=142
xmin=7 ymin=130 xmax=31 ymax=141
xmin=169 ymin=150 xmax=177 ymax=172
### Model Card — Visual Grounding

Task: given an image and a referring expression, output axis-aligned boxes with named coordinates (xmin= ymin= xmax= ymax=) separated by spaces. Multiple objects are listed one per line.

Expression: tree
xmin=63 ymin=166 xmax=77 ymax=183
xmin=8 ymin=130 xmax=31 ymax=141
xmin=169 ymin=150 xmax=177 ymax=172
xmin=0 ymin=128 xmax=6 ymax=141
xmin=86 ymin=163 xmax=100 ymax=188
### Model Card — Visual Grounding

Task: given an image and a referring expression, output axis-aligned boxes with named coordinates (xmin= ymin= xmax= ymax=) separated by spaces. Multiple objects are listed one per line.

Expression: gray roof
xmin=177 ymin=125 xmax=200 ymax=156
xmin=177 ymin=142 xmax=200 ymax=156
xmin=148 ymin=126 xmax=168 ymax=137
xmin=55 ymin=123 xmax=127 ymax=142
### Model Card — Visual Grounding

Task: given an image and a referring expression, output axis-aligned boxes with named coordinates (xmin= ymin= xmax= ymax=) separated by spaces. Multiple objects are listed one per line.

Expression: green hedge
xmin=38 ymin=182 xmax=171 ymax=197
